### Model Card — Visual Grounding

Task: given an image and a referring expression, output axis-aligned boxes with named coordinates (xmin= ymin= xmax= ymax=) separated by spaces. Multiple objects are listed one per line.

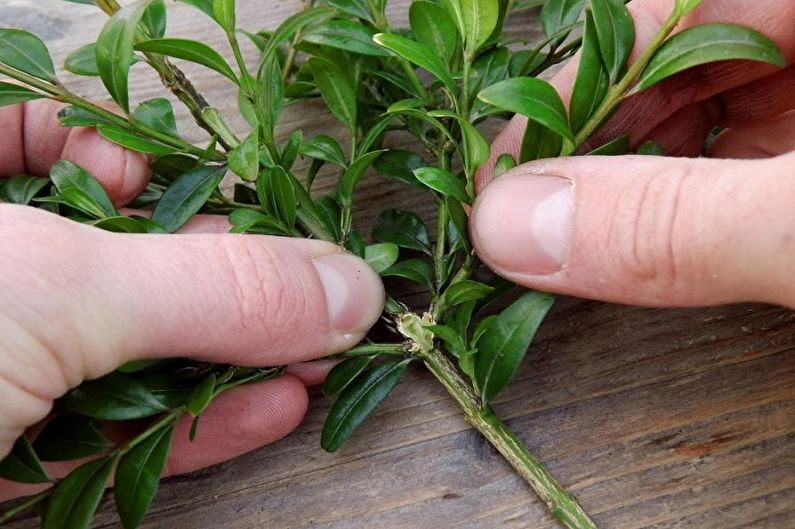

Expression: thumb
xmin=0 ymin=205 xmax=384 ymax=451
xmin=470 ymin=152 xmax=795 ymax=309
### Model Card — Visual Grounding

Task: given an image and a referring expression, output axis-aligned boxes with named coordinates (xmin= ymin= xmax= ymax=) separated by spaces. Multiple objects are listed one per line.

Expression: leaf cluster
xmin=0 ymin=0 xmax=784 ymax=527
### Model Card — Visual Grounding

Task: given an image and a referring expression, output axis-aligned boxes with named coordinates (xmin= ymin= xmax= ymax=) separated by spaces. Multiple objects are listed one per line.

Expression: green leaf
xmin=413 ymin=167 xmax=469 ymax=203
xmin=228 ymin=130 xmax=259 ymax=181
xmin=50 ymin=160 xmax=117 ymax=218
xmin=590 ymin=0 xmax=635 ymax=83
xmin=58 ymin=106 xmax=114 ymax=128
xmin=324 ymin=355 xmax=376 ymax=396
xmin=281 ymin=130 xmax=303 ymax=171
xmin=539 ymin=0 xmax=584 ymax=46
xmin=0 ymin=29 xmax=57 ymax=83
xmin=42 ymin=457 xmax=114 ymax=529
xmin=137 ymin=374 xmax=193 ymax=408
xmin=373 ymin=149 xmax=426 ymax=188
xmin=186 ymin=373 xmax=216 ymax=417
xmin=302 ymin=20 xmax=388 ymax=56
xmin=493 ymin=153 xmax=516 ymax=177
xmin=321 ymin=358 xmax=410 ymax=451
xmin=300 ymin=135 xmax=346 ymax=167
xmin=442 ymin=0 xmax=499 ymax=53
xmin=134 ymin=98 xmax=178 ymax=137
xmin=347 ymin=230 xmax=366 ymax=257
xmin=569 ymin=11 xmax=609 ymax=134
xmin=372 ymin=209 xmax=430 ymax=252
xmin=328 ymin=0 xmax=372 ymax=21
xmin=0 ymin=437 xmax=50 ymax=484
xmin=637 ymin=140 xmax=664 ymax=155
xmin=382 ymin=258 xmax=433 ymax=286
xmin=256 ymin=55 xmax=284 ymax=134
xmin=33 ymin=417 xmax=112 ymax=462
xmin=141 ymin=0 xmax=167 ymax=38
xmin=475 ymin=290 xmax=555 ymax=404
xmin=115 ymin=424 xmax=174 ymax=529
xmin=96 ymin=0 xmax=159 ymax=112
xmin=213 ymin=0 xmax=236 ymax=33
xmin=471 ymin=47 xmax=509 ymax=94
xmin=309 ymin=57 xmax=357 ymax=131
xmin=177 ymin=0 xmax=215 ymax=18
xmin=327 ymin=0 xmax=372 ymax=21
xmin=256 ymin=6 xmax=337 ymax=66
xmin=364 ymin=242 xmax=399 ymax=273
xmin=228 ymin=209 xmax=284 ymax=234
xmin=91 ymin=216 xmax=148 ymax=233
xmin=60 ymin=372 xmax=170 ymax=420
xmin=64 ymin=44 xmax=100 ymax=76
xmin=427 ymin=110 xmax=489 ymax=175
xmin=409 ymin=1 xmax=458 ymax=63
xmin=478 ymin=77 xmax=573 ymax=144
xmin=0 ymin=82 xmax=45 ymax=107
xmin=636 ymin=23 xmax=786 ymax=93
xmin=443 ymin=280 xmax=494 ymax=306
xmin=426 ymin=324 xmax=468 ymax=358
xmin=373 ymin=33 xmax=457 ymax=94
xmin=97 ymin=125 xmax=176 ymax=155
xmin=270 ymin=167 xmax=298 ymax=227
xmin=445 ymin=195 xmax=469 ymax=250
xmin=151 ymin=165 xmax=226 ymax=232
xmin=135 ymin=38 xmax=238 ymax=82
xmin=520 ymin=119 xmax=563 ymax=162
xmin=338 ymin=150 xmax=384 ymax=208
xmin=587 ymin=135 xmax=629 ymax=155
xmin=1 ymin=175 xmax=48 ymax=204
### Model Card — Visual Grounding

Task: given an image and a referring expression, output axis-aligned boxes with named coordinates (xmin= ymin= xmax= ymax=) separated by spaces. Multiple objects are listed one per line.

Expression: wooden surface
xmin=2 ymin=1 xmax=795 ymax=528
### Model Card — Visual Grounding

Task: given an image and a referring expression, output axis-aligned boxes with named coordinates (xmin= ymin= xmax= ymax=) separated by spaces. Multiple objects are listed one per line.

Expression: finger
xmin=120 ymin=208 xmax=233 ymax=233
xmin=0 ymin=205 xmax=384 ymax=413
xmin=0 ymin=376 xmax=309 ymax=502
xmin=477 ymin=0 xmax=795 ymax=188
xmin=0 ymin=100 xmax=150 ymax=206
xmin=165 ymin=375 xmax=308 ymax=475
xmin=286 ymin=360 xmax=338 ymax=386
xmin=470 ymin=152 xmax=795 ymax=309
xmin=639 ymin=66 xmax=795 ymax=156
xmin=709 ymin=109 xmax=795 ymax=159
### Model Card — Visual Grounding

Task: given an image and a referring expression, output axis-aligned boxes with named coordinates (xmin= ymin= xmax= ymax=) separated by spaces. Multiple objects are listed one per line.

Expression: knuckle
xmin=216 ymin=238 xmax=311 ymax=341
xmin=607 ymin=162 xmax=694 ymax=294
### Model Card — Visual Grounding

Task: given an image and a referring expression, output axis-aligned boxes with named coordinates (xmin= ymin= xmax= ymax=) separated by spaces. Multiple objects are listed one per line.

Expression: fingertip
xmin=286 ymin=359 xmax=338 ymax=386
xmin=61 ymin=127 xmax=150 ymax=207
xmin=471 ymin=170 xmax=574 ymax=279
xmin=165 ymin=375 xmax=308 ymax=476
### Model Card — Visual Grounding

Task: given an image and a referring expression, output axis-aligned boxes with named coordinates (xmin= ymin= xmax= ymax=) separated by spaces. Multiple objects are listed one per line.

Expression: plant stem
xmin=565 ymin=11 xmax=681 ymax=154
xmin=0 ymin=489 xmax=52 ymax=524
xmin=96 ymin=0 xmax=233 ymax=150
xmin=422 ymin=349 xmax=597 ymax=529
xmin=282 ymin=0 xmax=316 ymax=81
xmin=0 ymin=65 xmax=220 ymax=161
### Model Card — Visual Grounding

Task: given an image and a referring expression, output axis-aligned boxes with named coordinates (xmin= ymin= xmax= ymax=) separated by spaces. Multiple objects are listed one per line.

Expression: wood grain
xmin=1 ymin=1 xmax=794 ymax=528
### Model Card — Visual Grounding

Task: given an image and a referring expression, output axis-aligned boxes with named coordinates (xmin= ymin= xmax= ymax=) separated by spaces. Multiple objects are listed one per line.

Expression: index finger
xmin=477 ymin=0 xmax=795 ymax=189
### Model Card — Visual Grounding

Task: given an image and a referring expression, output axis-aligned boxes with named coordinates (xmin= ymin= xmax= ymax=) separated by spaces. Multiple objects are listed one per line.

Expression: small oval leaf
xmin=321 ymin=359 xmax=410 ymax=451
xmin=636 ymin=23 xmax=785 ymax=93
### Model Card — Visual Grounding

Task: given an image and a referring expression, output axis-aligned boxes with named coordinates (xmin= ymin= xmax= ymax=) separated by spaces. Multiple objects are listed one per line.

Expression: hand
xmin=0 ymin=100 xmax=384 ymax=499
xmin=471 ymin=0 xmax=795 ymax=309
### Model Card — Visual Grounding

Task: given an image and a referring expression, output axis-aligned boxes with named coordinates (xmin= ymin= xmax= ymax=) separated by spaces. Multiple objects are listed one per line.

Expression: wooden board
xmin=1 ymin=1 xmax=794 ymax=528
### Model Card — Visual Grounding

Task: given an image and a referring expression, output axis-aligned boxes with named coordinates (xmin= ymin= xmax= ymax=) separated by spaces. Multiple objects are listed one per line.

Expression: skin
xmin=1 ymin=0 xmax=792 ymax=504
xmin=0 ymin=100 xmax=385 ymax=500
xmin=470 ymin=0 xmax=795 ymax=309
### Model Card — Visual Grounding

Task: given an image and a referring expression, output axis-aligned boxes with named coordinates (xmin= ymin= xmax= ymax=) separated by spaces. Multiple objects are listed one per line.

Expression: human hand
xmin=0 ymin=100 xmax=384 ymax=499
xmin=471 ymin=0 xmax=795 ymax=309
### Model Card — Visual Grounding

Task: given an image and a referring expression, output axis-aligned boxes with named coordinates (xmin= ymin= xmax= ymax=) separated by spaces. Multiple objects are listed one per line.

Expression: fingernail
xmin=472 ymin=175 xmax=573 ymax=275
xmin=313 ymin=252 xmax=385 ymax=334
